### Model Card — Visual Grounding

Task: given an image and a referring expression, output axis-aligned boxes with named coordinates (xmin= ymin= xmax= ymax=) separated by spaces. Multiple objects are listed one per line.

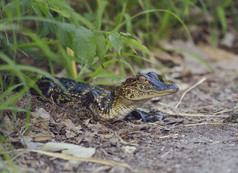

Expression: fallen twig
xmin=184 ymin=122 xmax=222 ymax=126
xmin=175 ymin=77 xmax=207 ymax=109
xmin=17 ymin=149 xmax=134 ymax=172
xmin=159 ymin=134 xmax=179 ymax=138
xmin=155 ymin=103 xmax=228 ymax=117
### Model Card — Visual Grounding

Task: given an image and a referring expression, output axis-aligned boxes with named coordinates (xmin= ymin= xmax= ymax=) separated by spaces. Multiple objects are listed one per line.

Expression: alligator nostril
xmin=168 ymin=84 xmax=179 ymax=91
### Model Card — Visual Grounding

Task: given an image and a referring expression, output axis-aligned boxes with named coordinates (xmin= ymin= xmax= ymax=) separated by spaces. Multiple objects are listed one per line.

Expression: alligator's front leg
xmin=82 ymin=89 xmax=141 ymax=122
xmin=82 ymin=89 xmax=110 ymax=121
xmin=125 ymin=108 xmax=163 ymax=122
xmin=83 ymin=89 xmax=164 ymax=122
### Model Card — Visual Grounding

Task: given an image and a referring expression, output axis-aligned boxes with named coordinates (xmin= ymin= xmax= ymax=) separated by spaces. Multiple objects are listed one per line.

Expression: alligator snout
xmin=167 ymin=83 xmax=179 ymax=92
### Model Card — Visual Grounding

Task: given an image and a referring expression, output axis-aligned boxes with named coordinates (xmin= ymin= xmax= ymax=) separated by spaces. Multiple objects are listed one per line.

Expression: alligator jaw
xmin=124 ymin=82 xmax=179 ymax=101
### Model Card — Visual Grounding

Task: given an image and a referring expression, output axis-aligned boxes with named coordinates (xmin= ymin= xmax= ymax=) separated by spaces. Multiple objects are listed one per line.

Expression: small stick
xmin=155 ymin=103 xmax=228 ymax=117
xmin=159 ymin=134 xmax=179 ymax=139
xmin=175 ymin=77 xmax=207 ymax=109
xmin=184 ymin=122 xmax=222 ymax=126
xmin=190 ymin=100 xmax=226 ymax=110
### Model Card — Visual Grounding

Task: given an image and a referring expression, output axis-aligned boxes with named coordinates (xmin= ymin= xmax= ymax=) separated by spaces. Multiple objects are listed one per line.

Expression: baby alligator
xmin=35 ymin=72 xmax=179 ymax=122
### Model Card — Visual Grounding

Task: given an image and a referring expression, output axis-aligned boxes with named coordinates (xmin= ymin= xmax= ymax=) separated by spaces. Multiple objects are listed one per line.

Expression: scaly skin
xmin=36 ymin=72 xmax=179 ymax=122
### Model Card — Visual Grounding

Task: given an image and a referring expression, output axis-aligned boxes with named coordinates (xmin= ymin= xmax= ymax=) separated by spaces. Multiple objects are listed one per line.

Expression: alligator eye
xmin=126 ymin=78 xmax=132 ymax=82
xmin=157 ymin=75 xmax=164 ymax=82
xmin=139 ymin=76 xmax=147 ymax=83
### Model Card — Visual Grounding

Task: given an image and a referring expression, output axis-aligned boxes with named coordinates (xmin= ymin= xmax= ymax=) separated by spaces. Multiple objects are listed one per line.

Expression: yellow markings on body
xmin=81 ymin=88 xmax=90 ymax=95
xmin=68 ymin=85 xmax=75 ymax=91
xmin=56 ymin=95 xmax=62 ymax=104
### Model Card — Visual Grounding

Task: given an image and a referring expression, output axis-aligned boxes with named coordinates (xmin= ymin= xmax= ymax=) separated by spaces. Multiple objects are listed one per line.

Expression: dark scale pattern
xmin=36 ymin=77 xmax=92 ymax=105
xmin=34 ymin=72 xmax=179 ymax=122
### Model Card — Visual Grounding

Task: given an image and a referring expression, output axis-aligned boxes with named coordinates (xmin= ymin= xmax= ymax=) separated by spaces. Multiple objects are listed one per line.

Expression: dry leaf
xmin=122 ymin=146 xmax=136 ymax=154
xmin=62 ymin=119 xmax=82 ymax=138
xmin=166 ymin=40 xmax=211 ymax=74
xmin=200 ymin=44 xmax=238 ymax=71
xmin=41 ymin=142 xmax=95 ymax=164
xmin=32 ymin=135 xmax=52 ymax=142
xmin=26 ymin=149 xmax=133 ymax=171
xmin=20 ymin=137 xmax=44 ymax=149
xmin=32 ymin=108 xmax=51 ymax=121
xmin=220 ymin=32 xmax=235 ymax=47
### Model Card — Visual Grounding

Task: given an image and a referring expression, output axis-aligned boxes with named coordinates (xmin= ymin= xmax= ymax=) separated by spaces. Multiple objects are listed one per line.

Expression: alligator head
xmin=117 ymin=72 xmax=179 ymax=101
xmin=89 ymin=72 xmax=179 ymax=121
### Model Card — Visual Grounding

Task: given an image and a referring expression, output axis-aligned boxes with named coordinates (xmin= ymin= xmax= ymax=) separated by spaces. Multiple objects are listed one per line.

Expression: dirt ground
xmin=1 ymin=69 xmax=238 ymax=173
xmin=1 ymin=38 xmax=238 ymax=173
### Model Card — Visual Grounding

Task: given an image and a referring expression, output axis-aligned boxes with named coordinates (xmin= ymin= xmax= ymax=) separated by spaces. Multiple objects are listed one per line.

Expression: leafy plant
xmin=0 ymin=0 xmax=194 ymax=82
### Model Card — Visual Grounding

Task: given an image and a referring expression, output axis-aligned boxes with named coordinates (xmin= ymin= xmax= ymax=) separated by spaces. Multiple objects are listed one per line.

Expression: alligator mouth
xmin=126 ymin=83 xmax=179 ymax=101
xmin=165 ymin=84 xmax=179 ymax=93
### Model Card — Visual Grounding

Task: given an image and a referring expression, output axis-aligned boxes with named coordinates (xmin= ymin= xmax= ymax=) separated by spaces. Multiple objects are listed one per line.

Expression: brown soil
xmin=1 ymin=71 xmax=238 ymax=173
